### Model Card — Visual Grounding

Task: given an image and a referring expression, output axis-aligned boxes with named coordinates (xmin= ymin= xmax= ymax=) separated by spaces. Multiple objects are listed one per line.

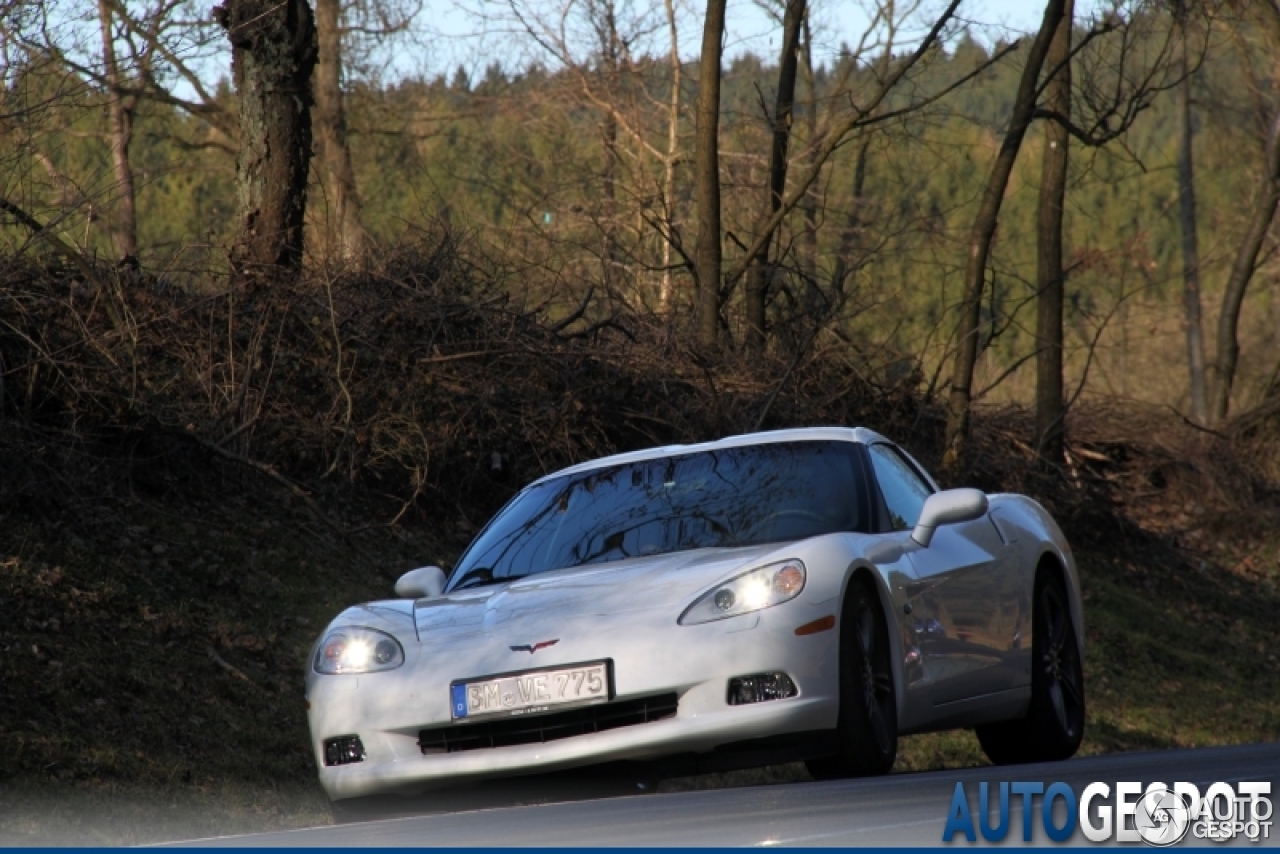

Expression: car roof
xmin=531 ymin=426 xmax=891 ymax=486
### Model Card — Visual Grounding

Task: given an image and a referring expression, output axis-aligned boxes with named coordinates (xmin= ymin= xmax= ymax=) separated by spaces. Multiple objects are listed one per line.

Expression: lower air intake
xmin=419 ymin=693 xmax=678 ymax=754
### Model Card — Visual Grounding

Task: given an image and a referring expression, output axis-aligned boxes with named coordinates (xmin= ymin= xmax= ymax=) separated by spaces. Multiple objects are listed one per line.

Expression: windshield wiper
xmin=451 ymin=567 xmax=535 ymax=591
xmin=451 ymin=567 xmax=496 ymax=590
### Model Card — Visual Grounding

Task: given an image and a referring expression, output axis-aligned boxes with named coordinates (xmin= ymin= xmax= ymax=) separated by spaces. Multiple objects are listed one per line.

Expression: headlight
xmin=678 ymin=559 xmax=806 ymax=625
xmin=313 ymin=627 xmax=405 ymax=675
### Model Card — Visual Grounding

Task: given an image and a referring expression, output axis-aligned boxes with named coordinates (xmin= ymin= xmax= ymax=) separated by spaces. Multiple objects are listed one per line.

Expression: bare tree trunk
xmin=822 ymin=20 xmax=893 ymax=316
xmin=602 ymin=108 xmax=618 ymax=271
xmin=1210 ymin=0 xmax=1280 ymax=422
xmin=828 ymin=137 xmax=871 ymax=302
xmin=97 ymin=0 xmax=137 ymax=266
xmin=1174 ymin=6 xmax=1208 ymax=424
xmin=943 ymin=0 xmax=1065 ymax=472
xmin=797 ymin=14 xmax=818 ymax=309
xmin=694 ymin=0 xmax=726 ymax=348
xmin=744 ymin=0 xmax=805 ymax=352
xmin=313 ymin=0 xmax=366 ymax=263
xmin=1211 ymin=107 xmax=1280 ymax=422
xmin=600 ymin=0 xmax=619 ymax=290
xmin=658 ymin=0 xmax=681 ymax=317
xmin=215 ymin=0 xmax=318 ymax=280
xmin=1034 ymin=0 xmax=1072 ymax=466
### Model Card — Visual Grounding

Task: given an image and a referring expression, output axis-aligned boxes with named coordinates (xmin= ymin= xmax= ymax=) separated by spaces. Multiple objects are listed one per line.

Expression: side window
xmin=868 ymin=443 xmax=933 ymax=531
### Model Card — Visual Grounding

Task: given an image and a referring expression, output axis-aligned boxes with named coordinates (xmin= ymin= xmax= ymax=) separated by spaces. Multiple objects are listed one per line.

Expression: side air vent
xmin=419 ymin=693 xmax=678 ymax=754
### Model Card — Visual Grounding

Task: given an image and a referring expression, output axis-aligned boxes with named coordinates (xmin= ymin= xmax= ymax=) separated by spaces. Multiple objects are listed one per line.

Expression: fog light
xmin=727 ymin=672 xmax=797 ymax=705
xmin=323 ymin=735 xmax=365 ymax=766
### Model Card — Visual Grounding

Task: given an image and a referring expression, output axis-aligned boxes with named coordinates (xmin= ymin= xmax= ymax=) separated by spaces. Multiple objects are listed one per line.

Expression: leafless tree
xmin=1035 ymin=0 xmax=1073 ymax=465
xmin=0 ymin=3 xmax=95 ymax=247
xmin=214 ymin=0 xmax=318 ymax=279
xmin=497 ymin=0 xmax=686 ymax=310
xmin=314 ymin=0 xmax=369 ymax=262
xmin=694 ymin=0 xmax=726 ymax=347
xmin=795 ymin=12 xmax=819 ymax=298
xmin=70 ymin=0 xmax=238 ymax=140
xmin=798 ymin=0 xmax=910 ymax=324
xmin=657 ymin=0 xmax=681 ymax=316
xmin=596 ymin=0 xmax=622 ymax=283
xmin=96 ymin=0 xmax=139 ymax=265
xmin=717 ymin=0 xmax=971 ymax=315
xmin=1211 ymin=0 xmax=1280 ymax=421
xmin=743 ymin=0 xmax=804 ymax=352
xmin=20 ymin=9 xmax=231 ymax=275
xmin=943 ymin=0 xmax=1066 ymax=472
xmin=944 ymin=0 xmax=1189 ymax=468
xmin=1173 ymin=0 xmax=1208 ymax=424
xmin=2 ymin=0 xmax=229 ymax=262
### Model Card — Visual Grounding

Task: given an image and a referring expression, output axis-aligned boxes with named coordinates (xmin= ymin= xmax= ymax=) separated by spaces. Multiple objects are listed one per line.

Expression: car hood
xmin=411 ymin=544 xmax=788 ymax=641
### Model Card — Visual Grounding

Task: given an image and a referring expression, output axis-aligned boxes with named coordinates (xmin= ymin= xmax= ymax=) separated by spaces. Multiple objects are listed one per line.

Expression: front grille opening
xmin=324 ymin=735 xmax=366 ymax=766
xmin=419 ymin=693 xmax=678 ymax=754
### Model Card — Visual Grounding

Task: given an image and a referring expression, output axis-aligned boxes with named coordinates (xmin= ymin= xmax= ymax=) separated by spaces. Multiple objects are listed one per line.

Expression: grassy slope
xmin=0 ymin=482 xmax=429 ymax=843
xmin=1 ymin=478 xmax=1277 ymax=844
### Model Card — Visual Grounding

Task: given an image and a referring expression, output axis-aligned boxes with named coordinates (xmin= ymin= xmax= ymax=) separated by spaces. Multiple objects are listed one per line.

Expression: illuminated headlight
xmin=313 ymin=627 xmax=404 ymax=675
xmin=678 ymin=560 xmax=806 ymax=625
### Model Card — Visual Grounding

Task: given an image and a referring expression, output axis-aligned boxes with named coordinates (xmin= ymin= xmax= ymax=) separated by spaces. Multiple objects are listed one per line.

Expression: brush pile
xmin=0 ymin=237 xmax=924 ymax=533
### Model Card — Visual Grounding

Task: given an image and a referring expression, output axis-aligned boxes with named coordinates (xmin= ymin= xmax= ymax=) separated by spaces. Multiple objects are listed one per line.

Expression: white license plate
xmin=451 ymin=661 xmax=610 ymax=720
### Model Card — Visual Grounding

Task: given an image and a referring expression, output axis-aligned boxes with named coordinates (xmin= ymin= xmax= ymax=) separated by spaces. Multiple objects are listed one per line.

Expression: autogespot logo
xmin=942 ymin=780 xmax=1273 ymax=845
xmin=1133 ymin=788 xmax=1191 ymax=846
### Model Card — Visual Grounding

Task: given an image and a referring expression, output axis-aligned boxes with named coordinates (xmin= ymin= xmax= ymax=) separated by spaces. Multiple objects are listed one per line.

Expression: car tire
xmin=976 ymin=568 xmax=1085 ymax=765
xmin=806 ymin=579 xmax=898 ymax=780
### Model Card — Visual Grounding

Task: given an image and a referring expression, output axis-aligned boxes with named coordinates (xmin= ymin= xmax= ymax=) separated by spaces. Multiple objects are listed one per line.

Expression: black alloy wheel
xmin=806 ymin=579 xmax=898 ymax=779
xmin=976 ymin=569 xmax=1085 ymax=764
xmin=1038 ymin=580 xmax=1085 ymax=739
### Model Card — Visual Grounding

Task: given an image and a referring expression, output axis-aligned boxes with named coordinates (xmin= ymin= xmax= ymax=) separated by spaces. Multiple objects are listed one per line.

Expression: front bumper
xmin=317 ymin=693 xmax=831 ymax=800
xmin=307 ymin=601 xmax=842 ymax=801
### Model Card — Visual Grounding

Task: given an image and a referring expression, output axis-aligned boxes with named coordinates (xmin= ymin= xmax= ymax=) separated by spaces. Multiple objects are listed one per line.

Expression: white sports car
xmin=306 ymin=427 xmax=1085 ymax=806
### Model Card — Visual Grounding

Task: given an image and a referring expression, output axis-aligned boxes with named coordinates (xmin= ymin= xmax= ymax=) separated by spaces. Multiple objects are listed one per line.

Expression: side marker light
xmin=794 ymin=615 xmax=836 ymax=636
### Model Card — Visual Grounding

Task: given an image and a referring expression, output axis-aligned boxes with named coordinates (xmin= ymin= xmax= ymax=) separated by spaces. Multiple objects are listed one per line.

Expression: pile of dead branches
xmin=0 ymin=237 xmax=925 ymax=534
xmin=10 ymin=233 xmax=1271 ymax=548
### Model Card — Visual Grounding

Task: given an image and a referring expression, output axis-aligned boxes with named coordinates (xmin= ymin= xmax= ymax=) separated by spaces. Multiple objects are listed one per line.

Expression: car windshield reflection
xmin=446 ymin=440 xmax=868 ymax=591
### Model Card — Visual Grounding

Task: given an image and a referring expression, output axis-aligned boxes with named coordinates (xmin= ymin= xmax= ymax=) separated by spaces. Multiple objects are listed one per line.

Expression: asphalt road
xmin=175 ymin=743 xmax=1280 ymax=847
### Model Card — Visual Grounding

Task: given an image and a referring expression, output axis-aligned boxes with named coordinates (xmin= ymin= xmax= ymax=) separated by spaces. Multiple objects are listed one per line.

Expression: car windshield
xmin=447 ymin=440 xmax=867 ymax=591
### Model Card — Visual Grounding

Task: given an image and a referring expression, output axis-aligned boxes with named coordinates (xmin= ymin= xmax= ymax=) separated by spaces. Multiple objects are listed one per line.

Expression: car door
xmin=865 ymin=443 xmax=1018 ymax=707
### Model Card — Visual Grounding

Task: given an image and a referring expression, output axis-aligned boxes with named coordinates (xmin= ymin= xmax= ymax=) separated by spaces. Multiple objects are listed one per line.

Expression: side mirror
xmin=395 ymin=566 xmax=447 ymax=599
xmin=912 ymin=488 xmax=988 ymax=548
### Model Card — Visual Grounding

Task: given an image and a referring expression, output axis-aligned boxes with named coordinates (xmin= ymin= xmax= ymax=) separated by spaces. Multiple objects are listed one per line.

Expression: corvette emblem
xmin=509 ymin=639 xmax=559 ymax=654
